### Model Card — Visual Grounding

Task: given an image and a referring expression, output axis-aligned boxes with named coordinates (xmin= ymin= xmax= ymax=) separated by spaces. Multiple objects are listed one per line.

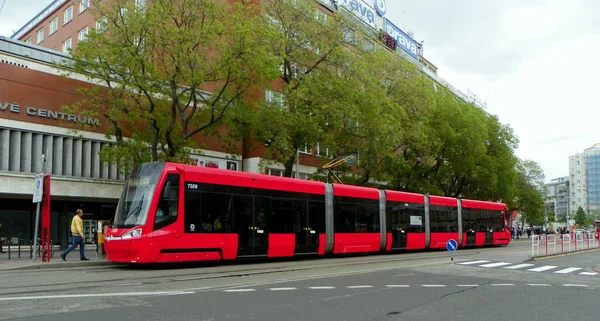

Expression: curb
xmin=1 ymin=260 xmax=113 ymax=271
xmin=532 ymin=247 xmax=600 ymax=261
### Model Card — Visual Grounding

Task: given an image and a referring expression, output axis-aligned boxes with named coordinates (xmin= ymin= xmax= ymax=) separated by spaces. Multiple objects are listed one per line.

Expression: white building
xmin=569 ymin=153 xmax=586 ymax=214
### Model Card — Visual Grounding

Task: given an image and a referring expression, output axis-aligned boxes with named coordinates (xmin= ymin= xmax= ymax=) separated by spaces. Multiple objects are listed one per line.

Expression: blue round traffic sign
xmin=446 ymin=239 xmax=457 ymax=252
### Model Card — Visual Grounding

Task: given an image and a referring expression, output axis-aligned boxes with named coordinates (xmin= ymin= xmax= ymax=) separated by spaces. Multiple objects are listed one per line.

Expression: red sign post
xmin=40 ymin=175 xmax=51 ymax=262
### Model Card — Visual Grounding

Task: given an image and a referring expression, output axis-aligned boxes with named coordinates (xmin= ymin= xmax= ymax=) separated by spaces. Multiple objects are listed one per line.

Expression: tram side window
xmin=334 ymin=197 xmax=379 ymax=233
xmin=154 ymin=174 xmax=179 ymax=230
xmin=462 ymin=209 xmax=482 ymax=232
xmin=386 ymin=202 xmax=425 ymax=233
xmin=271 ymin=198 xmax=294 ymax=233
xmin=200 ymin=192 xmax=233 ymax=233
xmin=184 ymin=190 xmax=233 ymax=233
xmin=358 ymin=204 xmax=379 ymax=232
xmin=429 ymin=205 xmax=458 ymax=233
xmin=481 ymin=210 xmax=505 ymax=232
xmin=335 ymin=203 xmax=357 ymax=232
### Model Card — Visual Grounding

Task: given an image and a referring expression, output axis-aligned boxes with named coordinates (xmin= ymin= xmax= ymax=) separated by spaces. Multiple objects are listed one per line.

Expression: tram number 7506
xmin=186 ymin=183 xmax=198 ymax=190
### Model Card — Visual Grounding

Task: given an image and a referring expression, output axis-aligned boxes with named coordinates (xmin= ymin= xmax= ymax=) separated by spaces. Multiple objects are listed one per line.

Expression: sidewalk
xmin=0 ymin=247 xmax=112 ymax=271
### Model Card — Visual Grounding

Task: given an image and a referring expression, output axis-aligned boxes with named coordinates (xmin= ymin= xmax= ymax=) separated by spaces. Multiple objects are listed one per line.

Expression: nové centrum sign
xmin=0 ymin=101 xmax=100 ymax=126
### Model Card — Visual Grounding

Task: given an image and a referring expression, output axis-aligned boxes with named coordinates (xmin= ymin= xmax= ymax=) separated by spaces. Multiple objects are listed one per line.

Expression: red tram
xmin=103 ymin=162 xmax=511 ymax=263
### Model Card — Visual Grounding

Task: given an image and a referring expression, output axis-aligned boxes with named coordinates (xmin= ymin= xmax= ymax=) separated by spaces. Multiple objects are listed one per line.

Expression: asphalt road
xmin=4 ymin=240 xmax=597 ymax=321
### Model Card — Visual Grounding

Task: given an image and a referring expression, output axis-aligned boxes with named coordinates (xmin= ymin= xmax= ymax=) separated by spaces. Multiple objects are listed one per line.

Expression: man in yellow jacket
xmin=60 ymin=209 xmax=89 ymax=261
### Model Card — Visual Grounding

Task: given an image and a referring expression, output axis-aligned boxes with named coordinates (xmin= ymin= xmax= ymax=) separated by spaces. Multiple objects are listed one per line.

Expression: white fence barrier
xmin=532 ymin=233 xmax=599 ymax=258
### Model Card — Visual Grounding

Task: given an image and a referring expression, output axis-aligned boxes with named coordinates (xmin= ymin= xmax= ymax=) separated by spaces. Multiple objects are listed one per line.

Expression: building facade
xmin=0 ymin=37 xmax=243 ymax=247
xmin=569 ymin=152 xmax=587 ymax=214
xmin=584 ymin=144 xmax=600 ymax=215
xmin=544 ymin=176 xmax=569 ymax=221
xmin=3 ymin=0 xmax=482 ymax=247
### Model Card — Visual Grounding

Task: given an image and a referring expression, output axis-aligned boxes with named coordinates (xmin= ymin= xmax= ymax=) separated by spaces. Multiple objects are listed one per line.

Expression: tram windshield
xmin=113 ymin=162 xmax=165 ymax=228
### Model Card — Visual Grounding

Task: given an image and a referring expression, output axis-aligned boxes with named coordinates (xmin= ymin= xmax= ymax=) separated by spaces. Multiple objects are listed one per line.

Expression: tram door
xmin=387 ymin=205 xmax=407 ymax=249
xmin=234 ymin=196 xmax=270 ymax=257
xmin=294 ymin=201 xmax=322 ymax=255
xmin=484 ymin=229 xmax=494 ymax=245
xmin=465 ymin=229 xmax=476 ymax=246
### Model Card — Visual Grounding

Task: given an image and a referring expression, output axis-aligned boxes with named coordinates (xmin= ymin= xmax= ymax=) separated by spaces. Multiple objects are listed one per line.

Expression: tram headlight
xmin=121 ymin=228 xmax=143 ymax=239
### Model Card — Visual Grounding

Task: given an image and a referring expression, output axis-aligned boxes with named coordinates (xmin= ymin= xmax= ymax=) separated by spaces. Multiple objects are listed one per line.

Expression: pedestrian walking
xmin=60 ymin=209 xmax=89 ymax=261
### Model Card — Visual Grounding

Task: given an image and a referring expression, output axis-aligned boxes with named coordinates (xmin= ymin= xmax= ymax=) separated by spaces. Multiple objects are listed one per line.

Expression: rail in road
xmin=0 ymin=243 xmax=531 ymax=297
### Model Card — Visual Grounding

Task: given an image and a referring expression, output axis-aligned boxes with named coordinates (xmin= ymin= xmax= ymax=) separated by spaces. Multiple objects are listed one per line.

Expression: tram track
xmin=0 ymin=250 xmax=480 ymax=296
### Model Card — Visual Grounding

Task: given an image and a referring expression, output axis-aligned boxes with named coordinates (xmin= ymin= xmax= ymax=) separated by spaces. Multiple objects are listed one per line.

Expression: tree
xmin=574 ymin=206 xmax=587 ymax=227
xmin=60 ymin=0 xmax=278 ymax=170
xmin=510 ymin=160 xmax=545 ymax=225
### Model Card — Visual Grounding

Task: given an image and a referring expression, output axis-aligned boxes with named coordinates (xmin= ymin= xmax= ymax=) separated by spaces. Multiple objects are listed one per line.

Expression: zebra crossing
xmin=457 ymin=260 xmax=598 ymax=276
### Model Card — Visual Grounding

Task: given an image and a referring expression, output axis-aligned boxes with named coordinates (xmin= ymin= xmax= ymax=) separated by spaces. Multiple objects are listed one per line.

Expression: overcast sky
xmin=1 ymin=0 xmax=598 ymax=182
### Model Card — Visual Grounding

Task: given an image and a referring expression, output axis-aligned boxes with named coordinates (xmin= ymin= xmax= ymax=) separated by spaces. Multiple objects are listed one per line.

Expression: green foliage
xmin=53 ymin=0 xmax=545 ymax=216
xmin=574 ymin=206 xmax=587 ymax=226
xmin=58 ymin=0 xmax=278 ymax=170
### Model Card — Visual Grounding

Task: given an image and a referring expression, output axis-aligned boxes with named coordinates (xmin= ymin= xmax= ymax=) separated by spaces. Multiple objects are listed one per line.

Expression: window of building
xmin=316 ymin=142 xmax=329 ymax=157
xmin=49 ymin=17 xmax=58 ymax=34
xmin=265 ymin=89 xmax=285 ymax=109
xmin=25 ymin=37 xmax=32 ymax=44
xmin=64 ymin=6 xmax=73 ymax=25
xmin=36 ymin=28 xmax=44 ymax=44
xmin=268 ymin=168 xmax=284 ymax=177
xmin=96 ymin=16 xmax=107 ymax=32
xmin=315 ymin=9 xmax=328 ymax=24
xmin=299 ymin=142 xmax=312 ymax=154
xmin=62 ymin=38 xmax=72 ymax=53
xmin=78 ymin=27 xmax=89 ymax=42
xmin=80 ymin=0 xmax=89 ymax=13
xmin=342 ymin=27 xmax=356 ymax=44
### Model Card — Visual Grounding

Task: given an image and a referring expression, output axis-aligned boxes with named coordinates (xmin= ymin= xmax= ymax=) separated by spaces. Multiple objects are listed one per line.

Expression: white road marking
xmin=579 ymin=272 xmax=598 ymax=276
xmin=527 ymin=265 xmax=558 ymax=272
xmin=480 ymin=262 xmax=512 ymax=268
xmin=309 ymin=286 xmax=335 ymax=289
xmin=490 ymin=284 xmax=514 ymax=286
xmin=456 ymin=284 xmax=479 ymax=287
xmin=554 ymin=267 xmax=583 ymax=274
xmin=457 ymin=260 xmax=490 ymax=265
xmin=268 ymin=287 xmax=297 ymax=291
xmin=503 ymin=263 xmax=535 ymax=269
xmin=112 ymin=282 xmax=143 ymax=287
xmin=0 ymin=291 xmax=194 ymax=301
xmin=224 ymin=289 xmax=256 ymax=292
xmin=385 ymin=285 xmax=410 ymax=288
xmin=422 ymin=285 xmax=446 ymax=288
xmin=527 ymin=284 xmax=551 ymax=287
xmin=562 ymin=284 xmax=588 ymax=287
xmin=347 ymin=285 xmax=374 ymax=289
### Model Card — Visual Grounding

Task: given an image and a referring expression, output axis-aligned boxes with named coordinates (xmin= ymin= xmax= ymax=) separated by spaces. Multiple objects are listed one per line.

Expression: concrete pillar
xmin=32 ymin=133 xmax=43 ymax=173
xmin=9 ymin=130 xmax=21 ymax=172
xmin=21 ymin=131 xmax=32 ymax=173
xmin=72 ymin=139 xmax=82 ymax=177
xmin=53 ymin=137 xmax=63 ymax=175
xmin=100 ymin=143 xmax=109 ymax=179
xmin=82 ymin=140 xmax=91 ymax=177
xmin=62 ymin=138 xmax=73 ymax=176
xmin=0 ymin=129 xmax=9 ymax=171
xmin=91 ymin=141 xmax=100 ymax=178
xmin=43 ymin=135 xmax=54 ymax=174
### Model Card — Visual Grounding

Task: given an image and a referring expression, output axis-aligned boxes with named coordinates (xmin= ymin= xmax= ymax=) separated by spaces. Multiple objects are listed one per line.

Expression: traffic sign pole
xmin=31 ymin=155 xmax=46 ymax=262
xmin=446 ymin=239 xmax=458 ymax=265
